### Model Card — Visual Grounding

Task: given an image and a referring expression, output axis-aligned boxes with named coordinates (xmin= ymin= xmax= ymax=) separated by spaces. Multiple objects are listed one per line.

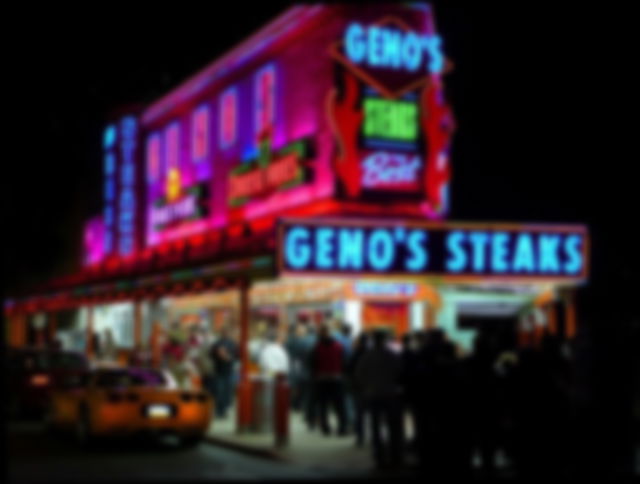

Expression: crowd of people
xmin=286 ymin=319 xmax=575 ymax=476
xmin=109 ymin=316 xmax=575 ymax=476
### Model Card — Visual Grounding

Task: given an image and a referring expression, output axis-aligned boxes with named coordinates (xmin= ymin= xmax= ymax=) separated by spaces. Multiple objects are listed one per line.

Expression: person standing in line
xmin=334 ymin=322 xmax=355 ymax=431
xmin=346 ymin=330 xmax=372 ymax=447
xmin=286 ymin=323 xmax=315 ymax=412
xmin=355 ymin=328 xmax=405 ymax=469
xmin=297 ymin=322 xmax=319 ymax=430
xmin=162 ymin=321 xmax=188 ymax=388
xmin=258 ymin=327 xmax=290 ymax=377
xmin=311 ymin=323 xmax=348 ymax=436
xmin=210 ymin=325 xmax=239 ymax=419
xmin=400 ymin=331 xmax=423 ymax=454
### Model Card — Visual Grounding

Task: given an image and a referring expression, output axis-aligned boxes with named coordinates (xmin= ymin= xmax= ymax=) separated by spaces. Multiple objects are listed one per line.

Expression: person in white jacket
xmin=258 ymin=329 xmax=290 ymax=377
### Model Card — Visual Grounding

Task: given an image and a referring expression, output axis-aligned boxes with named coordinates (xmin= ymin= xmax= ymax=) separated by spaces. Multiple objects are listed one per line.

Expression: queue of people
xmin=287 ymin=319 xmax=574 ymax=476
xmin=113 ymin=314 xmax=574 ymax=476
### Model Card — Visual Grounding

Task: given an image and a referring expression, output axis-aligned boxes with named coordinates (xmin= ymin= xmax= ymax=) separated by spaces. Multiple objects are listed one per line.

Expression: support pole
xmin=546 ymin=303 xmax=558 ymax=336
xmin=48 ymin=311 xmax=58 ymax=345
xmin=236 ymin=279 xmax=252 ymax=434
xmin=86 ymin=304 xmax=94 ymax=359
xmin=564 ymin=290 xmax=577 ymax=340
xmin=134 ymin=299 xmax=143 ymax=347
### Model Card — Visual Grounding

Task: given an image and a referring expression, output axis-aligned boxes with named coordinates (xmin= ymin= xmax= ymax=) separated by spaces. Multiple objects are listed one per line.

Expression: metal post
xmin=86 ymin=304 xmax=94 ymax=359
xmin=546 ymin=303 xmax=558 ymax=336
xmin=134 ymin=299 xmax=143 ymax=347
xmin=274 ymin=372 xmax=290 ymax=447
xmin=48 ymin=311 xmax=58 ymax=346
xmin=564 ymin=290 xmax=577 ymax=340
xmin=236 ymin=279 xmax=252 ymax=434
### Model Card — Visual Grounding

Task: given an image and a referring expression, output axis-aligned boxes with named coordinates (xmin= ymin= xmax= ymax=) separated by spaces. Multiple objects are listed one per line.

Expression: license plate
xmin=147 ymin=404 xmax=171 ymax=419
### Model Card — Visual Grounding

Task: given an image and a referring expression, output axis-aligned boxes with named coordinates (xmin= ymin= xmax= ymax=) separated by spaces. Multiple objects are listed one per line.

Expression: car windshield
xmin=95 ymin=368 xmax=167 ymax=389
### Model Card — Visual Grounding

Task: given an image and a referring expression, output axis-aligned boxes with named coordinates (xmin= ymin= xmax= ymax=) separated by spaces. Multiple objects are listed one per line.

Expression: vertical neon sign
xmin=165 ymin=123 xmax=181 ymax=202
xmin=254 ymin=64 xmax=276 ymax=138
xmin=147 ymin=134 xmax=161 ymax=183
xmin=118 ymin=116 xmax=138 ymax=256
xmin=103 ymin=124 xmax=117 ymax=254
xmin=192 ymin=105 xmax=209 ymax=162
xmin=165 ymin=123 xmax=180 ymax=170
xmin=219 ymin=88 xmax=237 ymax=149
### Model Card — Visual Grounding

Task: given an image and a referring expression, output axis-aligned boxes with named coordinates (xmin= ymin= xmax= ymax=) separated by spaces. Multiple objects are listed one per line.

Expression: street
xmin=7 ymin=421 xmax=375 ymax=483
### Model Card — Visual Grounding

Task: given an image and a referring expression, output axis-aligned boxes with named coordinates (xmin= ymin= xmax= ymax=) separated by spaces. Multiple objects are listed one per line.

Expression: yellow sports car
xmin=46 ymin=366 xmax=213 ymax=447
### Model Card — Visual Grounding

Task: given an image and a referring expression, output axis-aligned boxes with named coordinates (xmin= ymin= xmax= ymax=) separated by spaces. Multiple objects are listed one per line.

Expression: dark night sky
xmin=4 ymin=2 xmax=636 ymax=322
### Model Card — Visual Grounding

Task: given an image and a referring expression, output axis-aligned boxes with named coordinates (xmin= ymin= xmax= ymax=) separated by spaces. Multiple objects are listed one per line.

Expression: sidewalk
xmin=204 ymin=406 xmax=386 ymax=476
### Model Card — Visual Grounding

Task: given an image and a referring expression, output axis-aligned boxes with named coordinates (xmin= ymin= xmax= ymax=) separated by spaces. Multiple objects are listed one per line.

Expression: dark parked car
xmin=6 ymin=347 xmax=89 ymax=418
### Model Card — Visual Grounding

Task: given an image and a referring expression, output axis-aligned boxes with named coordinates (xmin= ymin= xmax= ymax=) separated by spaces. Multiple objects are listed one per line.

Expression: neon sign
xmin=255 ymin=65 xmax=276 ymax=139
xmin=103 ymin=124 xmax=117 ymax=254
xmin=220 ymin=88 xmax=237 ymax=149
xmin=228 ymin=136 xmax=312 ymax=207
xmin=150 ymin=183 xmax=209 ymax=231
xmin=363 ymin=97 xmax=417 ymax=141
xmin=146 ymin=134 xmax=161 ymax=182
xmin=361 ymin=152 xmax=421 ymax=190
xmin=354 ymin=281 xmax=417 ymax=297
xmin=279 ymin=219 xmax=588 ymax=279
xmin=118 ymin=116 xmax=138 ymax=256
xmin=165 ymin=123 xmax=180 ymax=169
xmin=192 ymin=105 xmax=209 ymax=162
xmin=328 ymin=14 xmax=454 ymax=208
xmin=83 ymin=216 xmax=105 ymax=266
xmin=345 ymin=22 xmax=443 ymax=74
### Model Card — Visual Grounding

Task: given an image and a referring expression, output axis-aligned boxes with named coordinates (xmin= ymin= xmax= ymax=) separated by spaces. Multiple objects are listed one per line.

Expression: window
xmin=255 ymin=64 xmax=276 ymax=138
xmin=192 ymin=105 xmax=209 ymax=161
xmin=219 ymin=88 xmax=237 ymax=149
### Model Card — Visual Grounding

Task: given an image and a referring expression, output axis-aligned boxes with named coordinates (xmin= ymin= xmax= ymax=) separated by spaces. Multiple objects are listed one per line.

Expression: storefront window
xmin=94 ymin=303 xmax=135 ymax=349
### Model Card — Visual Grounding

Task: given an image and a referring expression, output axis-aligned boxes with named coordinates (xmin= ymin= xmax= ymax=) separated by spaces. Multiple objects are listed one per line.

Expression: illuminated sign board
xmin=363 ymin=97 xmax=418 ymax=142
xmin=328 ymin=14 xmax=454 ymax=211
xmin=228 ymin=137 xmax=312 ymax=207
xmin=354 ymin=281 xmax=417 ymax=297
xmin=361 ymin=152 xmax=421 ymax=191
xmin=151 ymin=183 xmax=209 ymax=231
xmin=344 ymin=22 xmax=443 ymax=74
xmin=279 ymin=219 xmax=588 ymax=280
xmin=118 ymin=116 xmax=138 ymax=256
xmin=83 ymin=215 xmax=105 ymax=266
xmin=103 ymin=125 xmax=117 ymax=254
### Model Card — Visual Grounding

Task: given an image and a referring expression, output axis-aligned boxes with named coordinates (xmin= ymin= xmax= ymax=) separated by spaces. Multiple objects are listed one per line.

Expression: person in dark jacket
xmin=355 ymin=328 xmax=404 ymax=469
xmin=346 ymin=331 xmax=372 ymax=447
xmin=400 ymin=331 xmax=422 ymax=453
xmin=210 ymin=326 xmax=239 ymax=419
xmin=311 ymin=323 xmax=347 ymax=436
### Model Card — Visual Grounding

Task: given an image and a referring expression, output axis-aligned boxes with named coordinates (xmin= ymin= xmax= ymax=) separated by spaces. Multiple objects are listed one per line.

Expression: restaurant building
xmin=5 ymin=3 xmax=588 ymax=430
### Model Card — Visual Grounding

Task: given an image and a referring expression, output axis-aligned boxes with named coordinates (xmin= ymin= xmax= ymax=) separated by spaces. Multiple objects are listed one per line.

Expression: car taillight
xmin=30 ymin=374 xmax=50 ymax=387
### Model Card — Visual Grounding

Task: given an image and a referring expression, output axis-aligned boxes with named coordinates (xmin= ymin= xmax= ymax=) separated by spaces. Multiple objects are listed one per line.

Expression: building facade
xmin=5 ymin=4 xmax=588 ymax=430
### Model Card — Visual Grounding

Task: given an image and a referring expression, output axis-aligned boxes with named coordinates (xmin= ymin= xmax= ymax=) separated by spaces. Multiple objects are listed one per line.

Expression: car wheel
xmin=180 ymin=435 xmax=204 ymax=448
